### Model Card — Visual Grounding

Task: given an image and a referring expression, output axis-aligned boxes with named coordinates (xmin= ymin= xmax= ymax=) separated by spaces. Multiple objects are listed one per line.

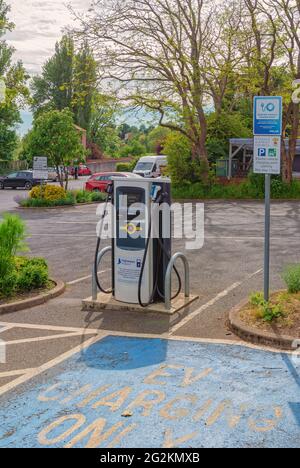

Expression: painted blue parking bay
xmin=0 ymin=336 xmax=299 ymax=448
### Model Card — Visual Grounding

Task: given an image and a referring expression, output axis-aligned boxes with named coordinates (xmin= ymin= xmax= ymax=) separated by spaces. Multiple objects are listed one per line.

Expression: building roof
xmin=229 ymin=138 xmax=300 ymax=152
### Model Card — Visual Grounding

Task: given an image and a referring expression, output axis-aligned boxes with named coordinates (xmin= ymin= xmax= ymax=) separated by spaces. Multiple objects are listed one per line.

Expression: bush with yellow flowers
xmin=30 ymin=185 xmax=67 ymax=202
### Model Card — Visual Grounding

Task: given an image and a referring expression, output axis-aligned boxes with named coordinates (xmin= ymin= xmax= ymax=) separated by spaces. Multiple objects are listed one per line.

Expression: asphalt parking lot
xmin=0 ymin=193 xmax=299 ymax=447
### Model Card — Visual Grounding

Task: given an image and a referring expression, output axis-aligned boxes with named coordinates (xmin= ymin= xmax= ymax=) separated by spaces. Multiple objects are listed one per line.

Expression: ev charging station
xmin=112 ymin=177 xmax=171 ymax=305
xmin=83 ymin=176 xmax=198 ymax=314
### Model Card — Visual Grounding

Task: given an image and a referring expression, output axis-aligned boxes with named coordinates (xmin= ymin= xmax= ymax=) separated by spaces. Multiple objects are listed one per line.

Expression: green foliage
xmin=282 ymin=265 xmax=300 ymax=294
xmin=249 ymin=292 xmax=264 ymax=307
xmin=18 ymin=189 xmax=106 ymax=207
xmin=25 ymin=109 xmax=86 ymax=188
xmin=73 ymin=190 xmax=106 ymax=204
xmin=164 ymin=132 xmax=195 ymax=184
xmin=31 ymin=35 xmax=75 ymax=115
xmin=147 ymin=127 xmax=171 ymax=154
xmin=90 ymin=191 xmax=106 ymax=202
xmin=116 ymin=158 xmax=138 ymax=172
xmin=249 ymin=292 xmax=283 ymax=322
xmin=0 ymin=213 xmax=27 ymax=259
xmin=19 ymin=192 xmax=75 ymax=208
xmin=0 ymin=269 xmax=18 ymax=297
xmin=0 ymin=213 xmax=48 ymax=297
xmin=119 ymin=139 xmax=146 ymax=157
xmin=206 ymin=112 xmax=251 ymax=162
xmin=31 ymin=36 xmax=98 ymax=134
xmin=16 ymin=258 xmax=48 ymax=291
xmin=0 ymin=1 xmax=29 ymax=161
xmin=172 ymin=175 xmax=300 ymax=200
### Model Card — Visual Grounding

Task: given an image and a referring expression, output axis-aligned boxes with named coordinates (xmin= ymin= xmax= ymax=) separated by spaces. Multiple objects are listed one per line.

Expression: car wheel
xmin=93 ymin=188 xmax=100 ymax=192
xmin=0 ymin=182 xmax=4 ymax=190
xmin=25 ymin=182 xmax=33 ymax=190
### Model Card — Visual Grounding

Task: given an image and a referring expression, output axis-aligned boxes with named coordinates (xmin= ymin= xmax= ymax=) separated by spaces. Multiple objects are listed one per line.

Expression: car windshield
xmin=135 ymin=162 xmax=154 ymax=171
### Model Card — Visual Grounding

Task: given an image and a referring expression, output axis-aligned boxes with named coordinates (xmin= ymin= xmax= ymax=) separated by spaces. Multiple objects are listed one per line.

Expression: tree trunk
xmin=192 ymin=138 xmax=209 ymax=183
xmin=56 ymin=165 xmax=64 ymax=188
xmin=64 ymin=167 xmax=69 ymax=191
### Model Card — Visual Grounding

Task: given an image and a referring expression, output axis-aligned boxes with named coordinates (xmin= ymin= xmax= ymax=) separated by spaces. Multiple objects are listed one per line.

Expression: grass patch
xmin=172 ymin=179 xmax=300 ymax=200
xmin=240 ymin=290 xmax=300 ymax=334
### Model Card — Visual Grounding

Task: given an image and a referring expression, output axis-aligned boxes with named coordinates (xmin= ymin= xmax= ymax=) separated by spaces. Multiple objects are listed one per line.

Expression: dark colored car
xmin=0 ymin=171 xmax=44 ymax=190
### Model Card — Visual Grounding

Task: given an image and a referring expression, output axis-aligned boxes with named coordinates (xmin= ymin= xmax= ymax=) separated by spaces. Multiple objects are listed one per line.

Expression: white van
xmin=133 ymin=155 xmax=168 ymax=178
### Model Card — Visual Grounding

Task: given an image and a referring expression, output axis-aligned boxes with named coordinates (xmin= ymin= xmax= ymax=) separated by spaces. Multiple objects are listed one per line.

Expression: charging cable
xmin=94 ymin=184 xmax=113 ymax=295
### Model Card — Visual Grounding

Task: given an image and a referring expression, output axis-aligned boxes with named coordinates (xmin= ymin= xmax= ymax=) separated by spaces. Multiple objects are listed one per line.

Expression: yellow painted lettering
xmin=38 ymin=414 xmax=85 ymax=446
xmin=125 ymin=390 xmax=165 ymax=417
xmin=160 ymin=394 xmax=198 ymax=420
xmin=92 ymin=387 xmax=132 ymax=411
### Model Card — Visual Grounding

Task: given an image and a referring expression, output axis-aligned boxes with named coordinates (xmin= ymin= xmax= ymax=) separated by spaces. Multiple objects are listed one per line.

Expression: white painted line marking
xmin=105 ymin=329 xmax=294 ymax=355
xmin=0 ymin=334 xmax=106 ymax=398
xmin=0 ymin=325 xmax=14 ymax=334
xmin=4 ymin=332 xmax=84 ymax=346
xmin=0 ymin=322 xmax=99 ymax=334
xmin=0 ymin=369 xmax=37 ymax=378
xmin=67 ymin=270 xmax=109 ymax=286
xmin=169 ymin=269 xmax=263 ymax=334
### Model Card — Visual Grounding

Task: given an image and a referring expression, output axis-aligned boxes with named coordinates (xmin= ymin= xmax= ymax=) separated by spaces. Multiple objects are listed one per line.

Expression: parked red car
xmin=85 ymin=172 xmax=141 ymax=192
xmin=69 ymin=165 xmax=92 ymax=177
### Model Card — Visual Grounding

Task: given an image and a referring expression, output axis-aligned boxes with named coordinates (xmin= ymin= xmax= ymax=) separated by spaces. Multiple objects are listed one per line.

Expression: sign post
xmin=33 ymin=157 xmax=48 ymax=197
xmin=253 ymin=96 xmax=282 ymax=302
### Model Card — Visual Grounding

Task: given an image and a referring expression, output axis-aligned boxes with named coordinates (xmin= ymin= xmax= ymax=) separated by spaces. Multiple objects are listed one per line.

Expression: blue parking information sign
xmin=254 ymin=96 xmax=282 ymax=135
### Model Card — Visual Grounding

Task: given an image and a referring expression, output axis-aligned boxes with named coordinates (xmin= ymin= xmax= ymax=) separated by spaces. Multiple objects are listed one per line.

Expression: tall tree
xmin=74 ymin=0 xmax=220 ymax=180
xmin=31 ymin=36 xmax=98 ymax=133
xmin=25 ymin=109 xmax=86 ymax=189
xmin=31 ymin=35 xmax=74 ymax=115
xmin=245 ymin=0 xmax=300 ymax=183
xmin=73 ymin=41 xmax=98 ymax=131
xmin=0 ymin=0 xmax=29 ymax=161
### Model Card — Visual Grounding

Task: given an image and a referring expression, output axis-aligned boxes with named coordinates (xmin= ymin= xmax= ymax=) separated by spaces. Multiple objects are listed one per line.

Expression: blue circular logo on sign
xmin=266 ymin=103 xmax=275 ymax=112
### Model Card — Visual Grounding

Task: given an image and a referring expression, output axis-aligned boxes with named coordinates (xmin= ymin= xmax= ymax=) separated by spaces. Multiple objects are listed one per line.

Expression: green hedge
xmin=18 ymin=190 xmax=106 ymax=207
xmin=172 ymin=177 xmax=300 ymax=200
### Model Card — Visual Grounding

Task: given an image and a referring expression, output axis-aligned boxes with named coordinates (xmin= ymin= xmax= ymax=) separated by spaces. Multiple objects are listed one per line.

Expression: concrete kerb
xmin=229 ymin=297 xmax=298 ymax=350
xmin=0 ymin=279 xmax=66 ymax=315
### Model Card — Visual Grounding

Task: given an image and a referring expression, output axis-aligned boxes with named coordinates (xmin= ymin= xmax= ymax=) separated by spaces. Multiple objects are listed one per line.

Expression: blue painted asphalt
xmin=0 ymin=336 xmax=299 ymax=448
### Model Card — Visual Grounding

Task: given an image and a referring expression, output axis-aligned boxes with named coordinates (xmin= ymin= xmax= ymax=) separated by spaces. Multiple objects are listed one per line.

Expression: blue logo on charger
xmin=258 ymin=148 xmax=266 ymax=157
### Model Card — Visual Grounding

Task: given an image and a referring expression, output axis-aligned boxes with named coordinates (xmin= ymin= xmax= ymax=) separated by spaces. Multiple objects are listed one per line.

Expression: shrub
xmin=91 ymin=191 xmax=106 ymax=202
xmin=74 ymin=190 xmax=92 ymax=204
xmin=17 ymin=259 xmax=49 ymax=291
xmin=0 ymin=269 xmax=18 ymax=297
xmin=30 ymin=185 xmax=67 ymax=201
xmin=19 ymin=192 xmax=75 ymax=208
xmin=164 ymin=133 xmax=194 ymax=185
xmin=116 ymin=158 xmax=138 ymax=172
xmin=0 ymin=213 xmax=28 ymax=258
xmin=282 ymin=264 xmax=300 ymax=293
xmin=249 ymin=291 xmax=283 ymax=322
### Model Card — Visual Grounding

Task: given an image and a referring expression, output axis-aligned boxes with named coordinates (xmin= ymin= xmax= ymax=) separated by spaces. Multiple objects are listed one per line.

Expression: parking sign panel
xmin=254 ymin=96 xmax=282 ymax=135
xmin=253 ymin=135 xmax=281 ymax=175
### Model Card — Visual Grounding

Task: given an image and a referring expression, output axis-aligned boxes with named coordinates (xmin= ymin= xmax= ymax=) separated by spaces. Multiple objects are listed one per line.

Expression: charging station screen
xmin=116 ymin=187 xmax=146 ymax=250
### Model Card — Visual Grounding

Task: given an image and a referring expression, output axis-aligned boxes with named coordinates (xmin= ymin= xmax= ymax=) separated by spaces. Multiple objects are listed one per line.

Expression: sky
xmin=4 ymin=1 xmax=157 ymax=134
xmin=4 ymin=1 xmax=92 ymax=134
xmin=6 ymin=0 xmax=92 ymax=75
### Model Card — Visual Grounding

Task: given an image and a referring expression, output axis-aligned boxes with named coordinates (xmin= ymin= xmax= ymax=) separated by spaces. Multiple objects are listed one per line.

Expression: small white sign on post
xmin=253 ymin=135 xmax=281 ymax=175
xmin=33 ymin=157 xmax=48 ymax=180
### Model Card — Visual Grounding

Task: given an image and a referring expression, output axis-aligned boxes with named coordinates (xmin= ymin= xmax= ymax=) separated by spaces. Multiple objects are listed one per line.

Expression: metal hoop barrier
xmin=92 ymin=246 xmax=112 ymax=300
xmin=164 ymin=252 xmax=190 ymax=310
